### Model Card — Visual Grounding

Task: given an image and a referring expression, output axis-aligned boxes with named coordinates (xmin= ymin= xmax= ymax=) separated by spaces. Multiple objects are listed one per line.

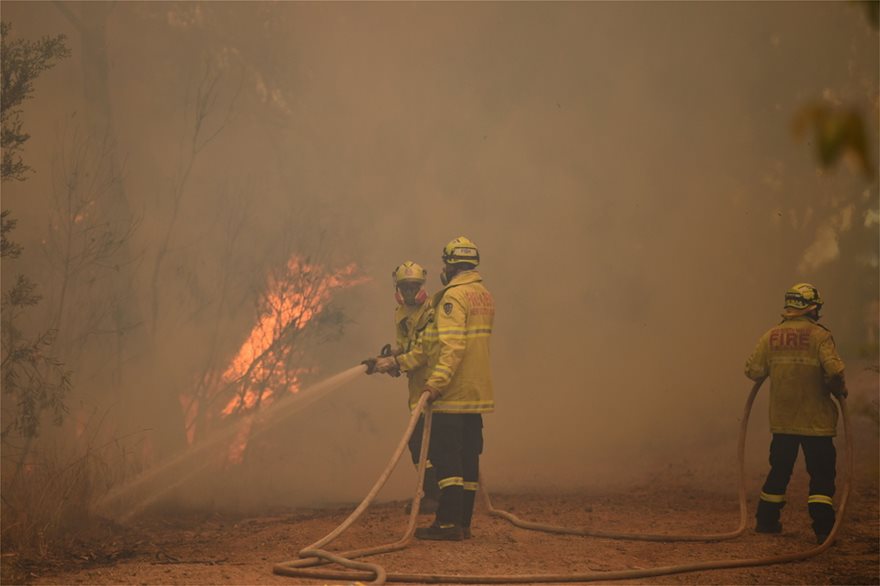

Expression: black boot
xmin=809 ymin=502 xmax=835 ymax=544
xmin=414 ymin=523 xmax=464 ymax=541
xmin=416 ymin=485 xmax=463 ymax=540
xmin=755 ymin=500 xmax=784 ymax=534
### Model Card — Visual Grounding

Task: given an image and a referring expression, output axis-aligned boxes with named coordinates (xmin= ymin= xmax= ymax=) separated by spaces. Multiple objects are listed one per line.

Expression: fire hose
xmin=273 ymin=378 xmax=853 ymax=584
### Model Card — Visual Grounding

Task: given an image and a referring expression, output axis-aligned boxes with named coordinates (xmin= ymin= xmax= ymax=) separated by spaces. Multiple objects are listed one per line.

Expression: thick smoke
xmin=2 ymin=2 xmax=877 ymax=509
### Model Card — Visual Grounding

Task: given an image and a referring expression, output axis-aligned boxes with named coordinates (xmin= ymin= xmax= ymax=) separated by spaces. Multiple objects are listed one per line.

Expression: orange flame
xmin=184 ymin=255 xmax=367 ymax=461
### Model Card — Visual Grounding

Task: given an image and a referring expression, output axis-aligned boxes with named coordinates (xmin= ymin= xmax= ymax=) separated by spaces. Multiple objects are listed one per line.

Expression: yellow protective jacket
xmin=393 ymin=301 xmax=434 ymax=410
xmin=397 ymin=270 xmax=495 ymax=413
xmin=744 ymin=316 xmax=845 ymax=436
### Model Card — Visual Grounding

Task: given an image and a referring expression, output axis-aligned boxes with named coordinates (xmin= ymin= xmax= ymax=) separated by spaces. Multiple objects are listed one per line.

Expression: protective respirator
xmin=396 ymin=287 xmax=428 ymax=306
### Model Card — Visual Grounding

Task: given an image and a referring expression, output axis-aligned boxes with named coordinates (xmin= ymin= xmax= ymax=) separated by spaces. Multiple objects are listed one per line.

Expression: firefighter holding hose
xmin=371 ymin=261 xmax=442 ymax=514
xmin=745 ymin=283 xmax=847 ymax=545
xmin=375 ymin=236 xmax=495 ymax=541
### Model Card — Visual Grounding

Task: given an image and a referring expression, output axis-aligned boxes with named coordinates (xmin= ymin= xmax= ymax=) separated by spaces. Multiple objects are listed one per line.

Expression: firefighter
xmin=744 ymin=283 xmax=848 ymax=545
xmin=391 ymin=261 xmax=441 ymax=513
xmin=377 ymin=236 xmax=495 ymax=541
xmin=363 ymin=261 xmax=440 ymax=513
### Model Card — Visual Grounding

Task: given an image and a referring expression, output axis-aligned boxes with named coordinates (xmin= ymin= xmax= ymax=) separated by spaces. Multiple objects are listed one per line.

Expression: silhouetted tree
xmin=0 ymin=21 xmax=72 ymax=478
xmin=1 ymin=22 xmax=69 ymax=182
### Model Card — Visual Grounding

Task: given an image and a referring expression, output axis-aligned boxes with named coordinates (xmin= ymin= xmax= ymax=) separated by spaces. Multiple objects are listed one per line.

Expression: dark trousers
xmin=408 ymin=414 xmax=427 ymax=465
xmin=757 ymin=433 xmax=836 ymax=536
xmin=428 ymin=413 xmax=483 ymax=527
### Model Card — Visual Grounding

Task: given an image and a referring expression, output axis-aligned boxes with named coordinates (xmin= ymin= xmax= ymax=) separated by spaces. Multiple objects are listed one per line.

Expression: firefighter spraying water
xmin=363 ymin=260 xmax=442 ymax=514
xmin=368 ymin=237 xmax=496 ymax=541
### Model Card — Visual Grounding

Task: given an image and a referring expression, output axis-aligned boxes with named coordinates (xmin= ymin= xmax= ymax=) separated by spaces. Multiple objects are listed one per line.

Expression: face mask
xmin=396 ymin=286 xmax=427 ymax=306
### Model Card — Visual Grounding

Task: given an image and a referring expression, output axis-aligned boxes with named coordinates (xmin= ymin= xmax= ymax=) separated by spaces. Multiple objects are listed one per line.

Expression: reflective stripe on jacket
xmin=744 ymin=316 xmax=845 ymax=436
xmin=394 ymin=301 xmax=434 ymax=409
xmin=396 ymin=270 xmax=494 ymax=414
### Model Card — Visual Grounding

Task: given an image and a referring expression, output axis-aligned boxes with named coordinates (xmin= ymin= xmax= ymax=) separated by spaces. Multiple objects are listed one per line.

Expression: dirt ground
xmin=4 ymin=455 xmax=878 ymax=586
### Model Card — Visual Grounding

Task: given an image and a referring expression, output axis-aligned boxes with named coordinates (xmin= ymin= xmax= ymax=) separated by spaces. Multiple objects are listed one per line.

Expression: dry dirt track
xmin=7 ymin=456 xmax=878 ymax=586
xmin=7 ymin=366 xmax=879 ymax=586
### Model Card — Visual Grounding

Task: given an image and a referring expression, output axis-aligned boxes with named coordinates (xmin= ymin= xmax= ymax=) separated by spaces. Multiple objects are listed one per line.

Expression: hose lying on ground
xmin=273 ymin=379 xmax=853 ymax=584
xmin=275 ymin=392 xmax=435 ymax=583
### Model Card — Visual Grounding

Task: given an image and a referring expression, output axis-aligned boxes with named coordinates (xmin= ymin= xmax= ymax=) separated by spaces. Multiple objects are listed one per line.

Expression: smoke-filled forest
xmin=1 ymin=2 xmax=878 ymax=585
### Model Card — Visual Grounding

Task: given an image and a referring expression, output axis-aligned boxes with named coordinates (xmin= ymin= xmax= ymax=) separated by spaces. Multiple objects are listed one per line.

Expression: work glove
xmin=375 ymin=356 xmax=400 ymax=377
xmin=362 ymin=343 xmax=397 ymax=375
xmin=827 ymin=373 xmax=848 ymax=399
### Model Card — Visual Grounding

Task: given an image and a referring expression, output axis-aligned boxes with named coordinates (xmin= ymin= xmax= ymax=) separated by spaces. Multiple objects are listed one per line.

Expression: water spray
xmin=93 ymin=364 xmax=368 ymax=521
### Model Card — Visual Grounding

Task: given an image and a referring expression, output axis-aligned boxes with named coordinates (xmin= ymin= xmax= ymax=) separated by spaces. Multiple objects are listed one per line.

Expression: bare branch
xmin=51 ymin=1 xmax=85 ymax=33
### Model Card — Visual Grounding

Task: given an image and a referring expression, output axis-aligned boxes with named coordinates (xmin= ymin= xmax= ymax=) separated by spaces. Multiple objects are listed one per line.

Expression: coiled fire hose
xmin=273 ymin=379 xmax=853 ymax=584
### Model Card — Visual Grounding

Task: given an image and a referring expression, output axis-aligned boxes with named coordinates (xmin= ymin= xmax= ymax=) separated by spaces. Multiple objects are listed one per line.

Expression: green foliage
xmin=792 ymin=104 xmax=874 ymax=179
xmin=790 ymin=4 xmax=877 ymax=179
xmin=1 ymin=209 xmax=23 ymax=259
xmin=0 ymin=328 xmax=70 ymax=440
xmin=859 ymin=0 xmax=879 ymax=29
xmin=1 ymin=22 xmax=72 ymax=441
xmin=1 ymin=222 xmax=70 ymax=441
xmin=2 ymin=273 xmax=41 ymax=310
xmin=0 ymin=21 xmax=70 ymax=182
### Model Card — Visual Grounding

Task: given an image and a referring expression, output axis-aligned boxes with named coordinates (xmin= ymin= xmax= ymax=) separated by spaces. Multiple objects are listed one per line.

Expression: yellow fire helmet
xmin=441 ymin=236 xmax=480 ymax=267
xmin=784 ymin=282 xmax=823 ymax=310
xmin=392 ymin=261 xmax=427 ymax=285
